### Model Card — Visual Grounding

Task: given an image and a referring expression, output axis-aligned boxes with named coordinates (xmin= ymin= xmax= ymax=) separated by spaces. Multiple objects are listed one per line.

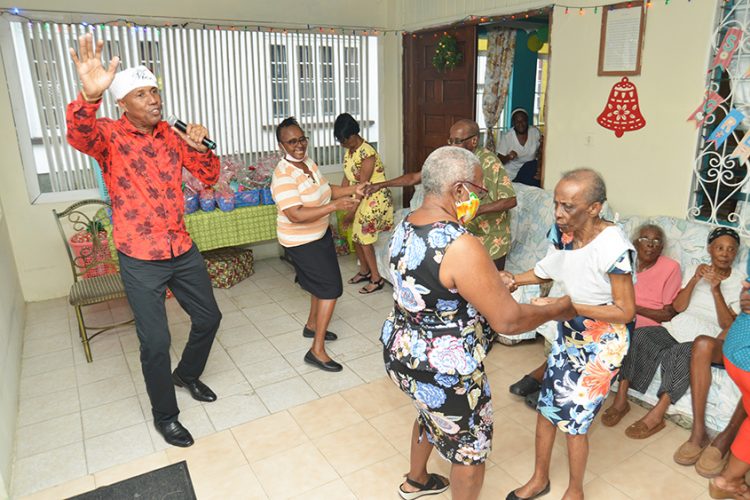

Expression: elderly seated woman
xmin=381 ymin=146 xmax=574 ymax=500
xmin=603 ymin=227 xmax=743 ymax=440
xmin=600 ymin=223 xmax=683 ymax=426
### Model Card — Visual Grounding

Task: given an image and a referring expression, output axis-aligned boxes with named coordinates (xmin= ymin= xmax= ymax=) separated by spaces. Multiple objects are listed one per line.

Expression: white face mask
xmin=280 ymin=143 xmax=308 ymax=164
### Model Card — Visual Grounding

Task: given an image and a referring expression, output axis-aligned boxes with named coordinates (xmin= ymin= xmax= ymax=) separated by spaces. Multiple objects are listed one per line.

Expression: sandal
xmin=708 ymin=478 xmax=750 ymax=499
xmin=601 ymin=403 xmax=630 ymax=427
xmin=348 ymin=271 xmax=371 ymax=284
xmin=398 ymin=473 xmax=449 ymax=500
xmin=360 ymin=278 xmax=385 ymax=294
xmin=625 ymin=419 xmax=666 ymax=439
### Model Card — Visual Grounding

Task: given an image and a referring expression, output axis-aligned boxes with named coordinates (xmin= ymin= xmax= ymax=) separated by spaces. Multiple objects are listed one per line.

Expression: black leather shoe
xmin=525 ymin=390 xmax=540 ymax=409
xmin=172 ymin=371 xmax=217 ymax=402
xmin=303 ymin=326 xmax=338 ymax=341
xmin=509 ymin=375 xmax=541 ymax=397
xmin=304 ymin=350 xmax=343 ymax=372
xmin=154 ymin=420 xmax=194 ymax=448
xmin=506 ymin=482 xmax=550 ymax=500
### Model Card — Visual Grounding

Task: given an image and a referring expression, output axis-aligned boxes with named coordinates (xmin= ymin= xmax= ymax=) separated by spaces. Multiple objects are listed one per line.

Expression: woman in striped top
xmin=271 ymin=117 xmax=364 ymax=372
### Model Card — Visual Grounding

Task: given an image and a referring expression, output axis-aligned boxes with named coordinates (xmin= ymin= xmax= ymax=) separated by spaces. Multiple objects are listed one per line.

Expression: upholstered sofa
xmin=375 ymin=183 xmax=747 ymax=432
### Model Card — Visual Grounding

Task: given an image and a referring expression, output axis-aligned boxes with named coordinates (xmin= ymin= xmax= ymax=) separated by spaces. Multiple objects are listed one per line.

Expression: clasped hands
xmin=334 ymin=182 xmax=368 ymax=216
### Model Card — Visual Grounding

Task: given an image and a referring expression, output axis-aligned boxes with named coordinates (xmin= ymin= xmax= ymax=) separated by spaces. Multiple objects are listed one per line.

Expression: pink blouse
xmin=634 ymin=255 xmax=682 ymax=328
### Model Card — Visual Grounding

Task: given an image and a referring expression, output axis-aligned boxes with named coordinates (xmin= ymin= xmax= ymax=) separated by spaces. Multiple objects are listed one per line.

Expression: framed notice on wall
xmin=598 ymin=1 xmax=647 ymax=76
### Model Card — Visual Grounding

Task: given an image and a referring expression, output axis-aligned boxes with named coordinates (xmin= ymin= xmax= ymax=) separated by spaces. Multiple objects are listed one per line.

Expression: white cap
xmin=109 ymin=66 xmax=158 ymax=101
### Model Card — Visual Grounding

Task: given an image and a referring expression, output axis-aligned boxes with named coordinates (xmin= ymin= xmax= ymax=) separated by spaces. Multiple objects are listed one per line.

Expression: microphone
xmin=167 ymin=115 xmax=216 ymax=150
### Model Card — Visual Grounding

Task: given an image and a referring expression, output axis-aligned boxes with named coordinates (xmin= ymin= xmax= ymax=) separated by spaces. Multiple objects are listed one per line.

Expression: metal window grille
xmin=689 ymin=0 xmax=750 ymax=235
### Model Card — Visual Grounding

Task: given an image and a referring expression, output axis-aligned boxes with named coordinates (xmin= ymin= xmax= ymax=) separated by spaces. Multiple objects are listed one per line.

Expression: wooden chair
xmin=53 ymin=199 xmax=133 ymax=362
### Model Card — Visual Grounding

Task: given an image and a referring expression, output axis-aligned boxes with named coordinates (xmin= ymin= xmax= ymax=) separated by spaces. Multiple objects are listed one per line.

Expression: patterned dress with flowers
xmin=534 ymin=224 xmax=635 ymax=435
xmin=381 ymin=219 xmax=493 ymax=465
xmin=343 ymin=141 xmax=394 ymax=245
xmin=464 ymin=147 xmax=516 ymax=260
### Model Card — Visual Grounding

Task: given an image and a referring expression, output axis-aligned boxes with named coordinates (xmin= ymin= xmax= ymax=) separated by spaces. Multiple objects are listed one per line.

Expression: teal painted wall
xmin=507 ymin=30 xmax=538 ymax=127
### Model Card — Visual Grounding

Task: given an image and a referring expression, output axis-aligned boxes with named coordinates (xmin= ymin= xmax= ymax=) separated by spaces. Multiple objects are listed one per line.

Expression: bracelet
xmin=81 ymin=89 xmax=102 ymax=103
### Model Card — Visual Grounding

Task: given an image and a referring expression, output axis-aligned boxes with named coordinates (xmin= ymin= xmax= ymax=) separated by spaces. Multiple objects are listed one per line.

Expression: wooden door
xmin=402 ymin=25 xmax=477 ymax=206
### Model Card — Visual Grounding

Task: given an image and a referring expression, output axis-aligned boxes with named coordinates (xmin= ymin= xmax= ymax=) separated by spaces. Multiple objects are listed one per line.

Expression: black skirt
xmin=284 ymin=228 xmax=343 ymax=300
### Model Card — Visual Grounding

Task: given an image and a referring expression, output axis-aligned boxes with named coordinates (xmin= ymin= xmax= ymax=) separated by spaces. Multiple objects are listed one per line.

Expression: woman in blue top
xmin=381 ymin=146 xmax=574 ymax=500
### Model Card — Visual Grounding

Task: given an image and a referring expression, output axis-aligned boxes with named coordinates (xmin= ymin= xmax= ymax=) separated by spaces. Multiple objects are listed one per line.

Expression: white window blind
xmin=2 ymin=19 xmax=378 ymax=197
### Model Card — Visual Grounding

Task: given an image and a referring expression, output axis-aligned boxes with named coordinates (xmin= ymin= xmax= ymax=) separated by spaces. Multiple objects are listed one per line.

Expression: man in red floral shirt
xmin=66 ymin=33 xmax=221 ymax=447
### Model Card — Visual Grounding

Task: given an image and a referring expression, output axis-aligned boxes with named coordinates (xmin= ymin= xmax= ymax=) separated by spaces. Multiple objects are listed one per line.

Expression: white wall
xmin=543 ymin=1 xmax=717 ymax=217
xmin=0 ymin=0 xmax=393 ymax=302
xmin=390 ymin=0 xmax=718 ymax=218
xmin=0 ymin=213 xmax=26 ymax=499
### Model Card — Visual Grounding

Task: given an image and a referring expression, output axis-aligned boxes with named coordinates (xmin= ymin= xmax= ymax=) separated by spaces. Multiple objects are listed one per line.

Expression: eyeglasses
xmin=461 ymin=181 xmax=488 ymax=200
xmin=284 ymin=136 xmax=308 ymax=146
xmin=637 ymin=237 xmax=663 ymax=247
xmin=447 ymin=134 xmax=477 ymax=145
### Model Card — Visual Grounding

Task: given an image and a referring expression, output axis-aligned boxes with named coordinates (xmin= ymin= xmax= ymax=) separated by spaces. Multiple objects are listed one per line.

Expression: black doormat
xmin=67 ymin=461 xmax=197 ymax=500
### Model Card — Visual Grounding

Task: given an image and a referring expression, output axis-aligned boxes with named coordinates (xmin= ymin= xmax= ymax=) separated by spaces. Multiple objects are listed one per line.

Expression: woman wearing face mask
xmin=382 ymin=146 xmax=575 ymax=500
xmin=270 ymin=117 xmax=364 ymax=372
xmin=506 ymin=168 xmax=636 ymax=500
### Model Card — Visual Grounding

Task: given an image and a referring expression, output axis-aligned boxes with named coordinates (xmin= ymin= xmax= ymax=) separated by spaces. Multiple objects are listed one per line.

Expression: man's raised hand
xmin=69 ymin=33 xmax=120 ymax=100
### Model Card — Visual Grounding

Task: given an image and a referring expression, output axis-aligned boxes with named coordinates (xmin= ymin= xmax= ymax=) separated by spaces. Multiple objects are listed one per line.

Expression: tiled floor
xmin=13 ymin=255 xmax=716 ymax=499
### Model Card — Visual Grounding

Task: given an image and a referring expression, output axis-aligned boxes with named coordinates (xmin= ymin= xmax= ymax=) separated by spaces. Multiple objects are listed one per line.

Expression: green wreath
xmin=432 ymin=34 xmax=463 ymax=72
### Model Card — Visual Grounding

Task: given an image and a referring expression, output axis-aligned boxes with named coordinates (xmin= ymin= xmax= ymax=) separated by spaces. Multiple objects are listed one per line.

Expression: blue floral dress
xmin=381 ymin=219 xmax=493 ymax=465
xmin=535 ymin=224 xmax=635 ymax=435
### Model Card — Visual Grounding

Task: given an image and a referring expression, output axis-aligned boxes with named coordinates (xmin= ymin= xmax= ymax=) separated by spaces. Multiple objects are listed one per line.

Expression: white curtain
xmin=482 ymin=29 xmax=516 ymax=151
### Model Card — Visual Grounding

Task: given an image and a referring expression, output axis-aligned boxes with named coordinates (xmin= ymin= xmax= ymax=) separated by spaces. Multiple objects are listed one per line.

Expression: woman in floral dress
xmin=382 ymin=146 xmax=574 ymax=500
xmin=335 ymin=113 xmax=394 ymax=293
xmin=506 ymin=168 xmax=636 ymax=500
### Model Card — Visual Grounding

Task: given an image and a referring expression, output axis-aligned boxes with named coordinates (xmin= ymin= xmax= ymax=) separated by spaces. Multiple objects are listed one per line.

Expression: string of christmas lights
xmin=0 ymin=0 xmax=713 ymax=38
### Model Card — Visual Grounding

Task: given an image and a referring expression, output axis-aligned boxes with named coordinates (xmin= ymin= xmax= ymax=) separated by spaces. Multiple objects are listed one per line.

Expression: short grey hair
xmin=422 ymin=146 xmax=480 ymax=196
xmin=633 ymin=223 xmax=666 ymax=245
xmin=560 ymin=168 xmax=607 ymax=204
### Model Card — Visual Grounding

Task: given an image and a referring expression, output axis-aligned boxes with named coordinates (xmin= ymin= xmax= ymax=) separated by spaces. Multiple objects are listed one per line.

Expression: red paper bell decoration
xmin=596 ymin=77 xmax=646 ymax=138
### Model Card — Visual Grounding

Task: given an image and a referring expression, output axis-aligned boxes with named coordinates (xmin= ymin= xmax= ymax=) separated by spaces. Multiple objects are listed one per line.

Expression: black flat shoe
xmin=525 ymin=389 xmax=540 ymax=409
xmin=509 ymin=374 xmax=541 ymax=397
xmin=303 ymin=326 xmax=338 ymax=341
xmin=172 ymin=371 xmax=217 ymax=402
xmin=304 ymin=350 xmax=343 ymax=372
xmin=506 ymin=482 xmax=550 ymax=500
xmin=154 ymin=420 xmax=194 ymax=448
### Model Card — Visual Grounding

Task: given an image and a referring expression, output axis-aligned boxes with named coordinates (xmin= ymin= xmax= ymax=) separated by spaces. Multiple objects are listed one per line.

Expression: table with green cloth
xmin=184 ymin=205 xmax=277 ymax=251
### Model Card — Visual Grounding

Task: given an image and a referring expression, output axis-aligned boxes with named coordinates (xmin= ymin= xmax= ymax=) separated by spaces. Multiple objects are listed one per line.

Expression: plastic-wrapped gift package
xmin=234 ymin=189 xmax=261 ymax=207
xmin=260 ymin=187 xmax=275 ymax=205
xmin=202 ymin=247 xmax=254 ymax=288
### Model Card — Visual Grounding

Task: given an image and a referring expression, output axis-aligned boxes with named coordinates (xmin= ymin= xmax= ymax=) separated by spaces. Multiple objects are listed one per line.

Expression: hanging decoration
xmin=687 ymin=91 xmax=725 ymax=128
xmin=596 ymin=77 xmax=646 ymax=138
xmin=710 ymin=27 xmax=743 ymax=71
xmin=707 ymin=108 xmax=744 ymax=149
xmin=730 ymin=129 xmax=750 ymax=164
xmin=0 ymin=1 xmax=706 ymax=40
xmin=432 ymin=34 xmax=463 ymax=72
xmin=527 ymin=33 xmax=544 ymax=52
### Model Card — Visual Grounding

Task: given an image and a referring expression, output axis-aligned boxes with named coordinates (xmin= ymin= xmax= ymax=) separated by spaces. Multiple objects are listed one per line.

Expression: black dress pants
xmin=118 ymin=244 xmax=221 ymax=424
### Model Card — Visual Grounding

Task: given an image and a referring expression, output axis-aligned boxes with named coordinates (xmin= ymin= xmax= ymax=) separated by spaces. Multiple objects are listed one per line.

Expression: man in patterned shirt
xmin=66 ymin=33 xmax=221 ymax=447
xmin=448 ymin=119 xmax=517 ymax=270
